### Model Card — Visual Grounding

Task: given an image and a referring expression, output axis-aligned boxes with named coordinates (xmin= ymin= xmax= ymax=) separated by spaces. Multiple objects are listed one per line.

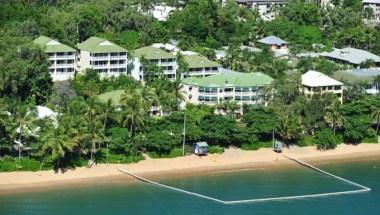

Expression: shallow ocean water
xmin=0 ymin=158 xmax=379 ymax=215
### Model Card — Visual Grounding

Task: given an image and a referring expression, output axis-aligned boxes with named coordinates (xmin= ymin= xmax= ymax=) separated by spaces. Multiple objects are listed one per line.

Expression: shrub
xmin=208 ymin=145 xmax=225 ymax=154
xmin=314 ymin=129 xmax=339 ymax=150
xmin=241 ymin=141 xmax=273 ymax=151
xmin=297 ymin=135 xmax=315 ymax=147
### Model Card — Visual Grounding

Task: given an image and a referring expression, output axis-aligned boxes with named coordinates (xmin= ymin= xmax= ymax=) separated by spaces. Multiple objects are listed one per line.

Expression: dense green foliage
xmin=0 ymin=0 xmax=379 ymax=172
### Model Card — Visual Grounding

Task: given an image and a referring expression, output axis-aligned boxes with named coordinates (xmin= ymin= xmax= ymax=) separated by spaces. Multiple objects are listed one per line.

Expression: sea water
xmin=0 ymin=159 xmax=379 ymax=215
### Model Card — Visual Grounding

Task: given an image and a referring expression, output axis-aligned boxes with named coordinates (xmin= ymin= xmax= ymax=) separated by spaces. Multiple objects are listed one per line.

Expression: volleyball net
xmin=117 ymin=155 xmax=371 ymax=205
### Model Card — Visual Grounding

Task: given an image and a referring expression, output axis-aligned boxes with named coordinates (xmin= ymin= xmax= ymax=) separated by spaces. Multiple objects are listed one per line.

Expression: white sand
xmin=0 ymin=143 xmax=379 ymax=192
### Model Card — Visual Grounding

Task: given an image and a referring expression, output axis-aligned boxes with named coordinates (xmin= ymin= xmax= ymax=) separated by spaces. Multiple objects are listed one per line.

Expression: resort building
xmin=235 ymin=0 xmax=286 ymax=20
xmin=321 ymin=47 xmax=380 ymax=67
xmin=182 ymin=52 xmax=222 ymax=78
xmin=33 ymin=36 xmax=77 ymax=81
xmin=363 ymin=0 xmax=380 ymax=22
xmin=77 ymin=37 xmax=128 ymax=78
xmin=181 ymin=70 xmax=273 ymax=107
xmin=301 ymin=70 xmax=344 ymax=104
xmin=258 ymin=35 xmax=288 ymax=51
xmin=131 ymin=45 xmax=177 ymax=81
xmin=333 ymin=68 xmax=380 ymax=95
xmin=257 ymin=35 xmax=289 ymax=58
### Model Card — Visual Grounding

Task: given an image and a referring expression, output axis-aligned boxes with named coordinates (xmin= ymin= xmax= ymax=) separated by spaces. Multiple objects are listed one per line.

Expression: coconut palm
xmin=40 ymin=117 xmax=78 ymax=171
xmin=372 ymin=107 xmax=380 ymax=135
xmin=84 ymin=97 xmax=104 ymax=163
xmin=324 ymin=99 xmax=344 ymax=135
xmin=216 ymin=101 xmax=240 ymax=118
xmin=9 ymin=105 xmax=37 ymax=168
xmin=100 ymin=99 xmax=115 ymax=164
xmin=277 ymin=114 xmax=300 ymax=144
xmin=120 ymin=89 xmax=146 ymax=138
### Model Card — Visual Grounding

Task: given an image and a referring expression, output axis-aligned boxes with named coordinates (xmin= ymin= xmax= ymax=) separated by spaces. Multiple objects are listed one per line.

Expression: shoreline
xmin=0 ymin=143 xmax=379 ymax=196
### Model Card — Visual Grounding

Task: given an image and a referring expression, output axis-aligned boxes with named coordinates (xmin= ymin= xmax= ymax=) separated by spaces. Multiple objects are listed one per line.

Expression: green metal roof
xmin=182 ymin=71 xmax=273 ymax=87
xmin=134 ymin=46 xmax=175 ymax=59
xmin=77 ymin=37 xmax=127 ymax=53
xmin=332 ymin=71 xmax=377 ymax=83
xmin=33 ymin=36 xmax=76 ymax=53
xmin=97 ymin=89 xmax=125 ymax=105
xmin=184 ymin=54 xmax=221 ymax=68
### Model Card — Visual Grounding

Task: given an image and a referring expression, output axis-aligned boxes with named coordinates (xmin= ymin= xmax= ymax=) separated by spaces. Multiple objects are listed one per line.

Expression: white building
xmin=301 ymin=70 xmax=344 ymax=104
xmin=333 ymin=68 xmax=380 ymax=95
xmin=321 ymin=47 xmax=380 ymax=67
xmin=182 ymin=51 xmax=222 ymax=78
xmin=181 ymin=70 xmax=273 ymax=106
xmin=363 ymin=0 xmax=380 ymax=22
xmin=258 ymin=35 xmax=289 ymax=58
xmin=77 ymin=37 xmax=128 ymax=78
xmin=131 ymin=45 xmax=177 ymax=81
xmin=235 ymin=0 xmax=286 ymax=20
xmin=33 ymin=36 xmax=77 ymax=81
xmin=149 ymin=4 xmax=177 ymax=21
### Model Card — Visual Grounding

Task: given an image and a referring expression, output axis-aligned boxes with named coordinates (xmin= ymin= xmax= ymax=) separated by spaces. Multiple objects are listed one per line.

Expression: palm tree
xmin=372 ymin=107 xmax=380 ymax=135
xmin=9 ymin=105 xmax=37 ymax=168
xmin=324 ymin=99 xmax=344 ymax=135
xmin=40 ymin=117 xmax=78 ymax=171
xmin=277 ymin=114 xmax=300 ymax=144
xmin=216 ymin=101 xmax=240 ymax=118
xmin=84 ymin=97 xmax=104 ymax=163
xmin=120 ymin=89 xmax=146 ymax=138
xmin=100 ymin=99 xmax=115 ymax=164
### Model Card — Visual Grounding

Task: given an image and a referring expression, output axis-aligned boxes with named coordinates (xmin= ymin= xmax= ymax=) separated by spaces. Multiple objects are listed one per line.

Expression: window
xmin=235 ymin=88 xmax=242 ymax=92
xmin=211 ymin=97 xmax=218 ymax=101
xmin=251 ymin=86 xmax=257 ymax=92
xmin=198 ymin=96 xmax=204 ymax=101
xmin=189 ymin=86 xmax=193 ymax=91
xmin=242 ymin=96 xmax=250 ymax=101
xmin=199 ymin=87 xmax=205 ymax=93
xmin=335 ymin=86 xmax=342 ymax=90
xmin=235 ymin=96 xmax=241 ymax=101
xmin=242 ymin=88 xmax=249 ymax=92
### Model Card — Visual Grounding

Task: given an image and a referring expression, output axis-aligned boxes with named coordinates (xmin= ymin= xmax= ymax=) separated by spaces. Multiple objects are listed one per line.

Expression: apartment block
xmin=77 ymin=37 xmax=128 ymax=78
xmin=181 ymin=70 xmax=273 ymax=106
xmin=132 ymin=45 xmax=177 ymax=81
xmin=33 ymin=36 xmax=77 ymax=81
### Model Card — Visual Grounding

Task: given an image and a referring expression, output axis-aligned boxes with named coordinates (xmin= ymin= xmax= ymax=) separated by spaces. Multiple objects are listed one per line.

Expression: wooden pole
xmin=182 ymin=110 xmax=186 ymax=156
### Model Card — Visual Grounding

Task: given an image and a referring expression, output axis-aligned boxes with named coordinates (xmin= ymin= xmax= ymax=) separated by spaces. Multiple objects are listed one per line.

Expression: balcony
xmin=110 ymin=64 xmax=127 ymax=68
xmin=110 ymin=55 xmax=127 ymax=60
xmin=55 ymin=54 xmax=75 ymax=60
xmin=91 ymin=56 xmax=109 ymax=61
xmin=92 ymin=64 xmax=109 ymax=69
xmin=55 ymin=63 xmax=75 ymax=68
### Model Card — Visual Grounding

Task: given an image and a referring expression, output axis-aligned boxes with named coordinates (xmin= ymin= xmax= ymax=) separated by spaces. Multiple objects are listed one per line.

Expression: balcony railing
xmin=55 ymin=55 xmax=75 ymax=59
xmin=92 ymin=64 xmax=109 ymax=68
xmin=55 ymin=64 xmax=75 ymax=68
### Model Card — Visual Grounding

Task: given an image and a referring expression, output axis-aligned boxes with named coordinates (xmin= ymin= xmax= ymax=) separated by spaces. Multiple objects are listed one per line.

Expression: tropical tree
xmin=314 ymin=128 xmax=339 ymax=150
xmin=83 ymin=97 xmax=104 ymax=163
xmin=8 ymin=105 xmax=37 ymax=168
xmin=277 ymin=114 xmax=301 ymax=144
xmin=324 ymin=99 xmax=344 ymax=135
xmin=100 ymin=99 xmax=115 ymax=164
xmin=120 ymin=89 xmax=147 ymax=137
xmin=216 ymin=101 xmax=240 ymax=118
xmin=372 ymin=107 xmax=380 ymax=135
xmin=39 ymin=117 xmax=79 ymax=171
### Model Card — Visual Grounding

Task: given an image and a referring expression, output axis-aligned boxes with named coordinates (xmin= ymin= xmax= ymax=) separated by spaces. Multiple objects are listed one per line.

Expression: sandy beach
xmin=0 ymin=143 xmax=379 ymax=195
